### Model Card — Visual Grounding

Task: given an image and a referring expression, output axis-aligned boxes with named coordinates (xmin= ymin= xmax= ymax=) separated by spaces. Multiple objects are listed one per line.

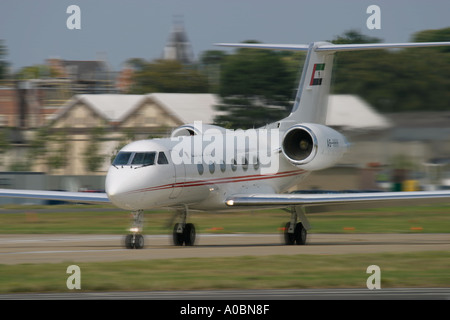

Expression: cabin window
xmin=220 ymin=161 xmax=226 ymax=173
xmin=242 ymin=157 xmax=249 ymax=171
xmin=197 ymin=163 xmax=204 ymax=175
xmin=253 ymin=156 xmax=260 ymax=170
xmin=157 ymin=152 xmax=169 ymax=165
xmin=231 ymin=158 xmax=237 ymax=171
xmin=209 ymin=162 xmax=215 ymax=174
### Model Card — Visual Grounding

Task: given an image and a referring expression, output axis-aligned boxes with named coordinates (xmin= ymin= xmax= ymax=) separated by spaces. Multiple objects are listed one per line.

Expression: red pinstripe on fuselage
xmin=124 ymin=169 xmax=306 ymax=195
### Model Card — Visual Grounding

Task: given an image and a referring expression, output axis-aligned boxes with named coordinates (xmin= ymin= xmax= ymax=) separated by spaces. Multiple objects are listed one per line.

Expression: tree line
xmin=123 ymin=28 xmax=450 ymax=129
xmin=2 ymin=28 xmax=449 ymax=129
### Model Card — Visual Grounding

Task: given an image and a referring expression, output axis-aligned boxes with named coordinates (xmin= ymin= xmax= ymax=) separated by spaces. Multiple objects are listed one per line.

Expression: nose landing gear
xmin=124 ymin=233 xmax=144 ymax=249
xmin=124 ymin=210 xmax=145 ymax=249
xmin=123 ymin=207 xmax=197 ymax=249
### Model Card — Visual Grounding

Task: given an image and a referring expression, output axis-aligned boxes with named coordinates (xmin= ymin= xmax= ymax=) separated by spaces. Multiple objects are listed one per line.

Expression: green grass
xmin=0 ymin=204 xmax=449 ymax=234
xmin=0 ymin=252 xmax=449 ymax=293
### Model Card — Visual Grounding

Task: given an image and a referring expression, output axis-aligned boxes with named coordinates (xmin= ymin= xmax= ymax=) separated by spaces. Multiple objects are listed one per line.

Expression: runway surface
xmin=1 ymin=288 xmax=450 ymax=300
xmin=1 ymin=233 xmax=449 ymax=265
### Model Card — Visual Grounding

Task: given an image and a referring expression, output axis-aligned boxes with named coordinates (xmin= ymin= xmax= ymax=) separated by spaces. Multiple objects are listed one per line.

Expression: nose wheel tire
xmin=125 ymin=233 xmax=144 ymax=249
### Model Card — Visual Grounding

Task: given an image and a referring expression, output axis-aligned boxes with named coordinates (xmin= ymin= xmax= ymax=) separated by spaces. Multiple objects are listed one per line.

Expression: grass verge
xmin=0 ymin=204 xmax=449 ymax=234
xmin=0 ymin=251 xmax=449 ymax=294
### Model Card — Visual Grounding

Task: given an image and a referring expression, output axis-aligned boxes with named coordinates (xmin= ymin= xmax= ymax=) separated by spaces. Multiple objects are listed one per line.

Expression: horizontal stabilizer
xmin=317 ymin=41 xmax=450 ymax=51
xmin=215 ymin=43 xmax=310 ymax=51
xmin=216 ymin=41 xmax=450 ymax=52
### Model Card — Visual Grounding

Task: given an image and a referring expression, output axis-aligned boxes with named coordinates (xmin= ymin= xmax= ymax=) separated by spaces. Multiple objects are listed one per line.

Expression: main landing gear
xmin=124 ymin=210 xmax=145 ymax=249
xmin=123 ymin=206 xmax=306 ymax=249
xmin=283 ymin=206 xmax=310 ymax=245
xmin=172 ymin=206 xmax=196 ymax=246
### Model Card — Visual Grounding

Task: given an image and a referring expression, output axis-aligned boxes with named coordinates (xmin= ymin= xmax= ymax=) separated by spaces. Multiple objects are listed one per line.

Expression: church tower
xmin=163 ymin=17 xmax=195 ymax=64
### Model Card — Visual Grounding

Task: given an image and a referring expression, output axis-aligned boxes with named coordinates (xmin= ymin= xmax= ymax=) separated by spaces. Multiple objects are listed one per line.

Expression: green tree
xmin=0 ymin=127 xmax=11 ymax=166
xmin=16 ymin=64 xmax=61 ymax=80
xmin=331 ymin=29 xmax=382 ymax=45
xmin=83 ymin=127 xmax=106 ymax=173
xmin=125 ymin=58 xmax=148 ymax=71
xmin=129 ymin=59 xmax=208 ymax=94
xmin=27 ymin=127 xmax=49 ymax=171
xmin=0 ymin=40 xmax=8 ymax=80
xmin=46 ymin=130 xmax=69 ymax=172
xmin=199 ymin=50 xmax=227 ymax=93
xmin=214 ymin=42 xmax=301 ymax=129
xmin=331 ymin=29 xmax=450 ymax=112
xmin=412 ymin=27 xmax=450 ymax=53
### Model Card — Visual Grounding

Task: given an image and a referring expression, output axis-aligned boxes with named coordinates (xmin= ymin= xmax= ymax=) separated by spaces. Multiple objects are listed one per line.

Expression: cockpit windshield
xmin=113 ymin=152 xmax=133 ymax=166
xmin=131 ymin=152 xmax=156 ymax=166
xmin=112 ymin=151 xmax=157 ymax=167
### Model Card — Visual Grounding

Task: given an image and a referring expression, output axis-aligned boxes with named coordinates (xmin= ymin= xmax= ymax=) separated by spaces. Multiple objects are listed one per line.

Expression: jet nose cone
xmin=105 ymin=167 xmax=134 ymax=209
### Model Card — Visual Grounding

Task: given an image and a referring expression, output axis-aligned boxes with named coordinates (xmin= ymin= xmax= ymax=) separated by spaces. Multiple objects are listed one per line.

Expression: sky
xmin=1 ymin=0 xmax=449 ymax=71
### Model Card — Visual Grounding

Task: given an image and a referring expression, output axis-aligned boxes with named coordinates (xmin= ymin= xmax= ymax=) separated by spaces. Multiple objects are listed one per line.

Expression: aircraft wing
xmin=225 ymin=190 xmax=450 ymax=213
xmin=0 ymin=189 xmax=110 ymax=204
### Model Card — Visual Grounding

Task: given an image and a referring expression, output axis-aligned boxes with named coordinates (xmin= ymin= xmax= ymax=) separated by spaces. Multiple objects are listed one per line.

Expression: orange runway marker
xmin=208 ymin=227 xmax=224 ymax=231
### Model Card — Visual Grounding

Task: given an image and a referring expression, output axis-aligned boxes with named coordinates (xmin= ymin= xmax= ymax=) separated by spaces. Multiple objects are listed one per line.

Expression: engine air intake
xmin=282 ymin=126 xmax=317 ymax=165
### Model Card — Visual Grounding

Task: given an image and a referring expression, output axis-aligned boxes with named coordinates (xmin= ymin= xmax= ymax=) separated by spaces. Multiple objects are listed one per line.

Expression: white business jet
xmin=2 ymin=40 xmax=450 ymax=249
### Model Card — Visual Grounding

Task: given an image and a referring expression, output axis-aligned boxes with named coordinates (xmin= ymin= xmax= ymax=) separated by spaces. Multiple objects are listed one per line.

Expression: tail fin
xmin=216 ymin=41 xmax=450 ymax=126
xmin=288 ymin=42 xmax=334 ymax=124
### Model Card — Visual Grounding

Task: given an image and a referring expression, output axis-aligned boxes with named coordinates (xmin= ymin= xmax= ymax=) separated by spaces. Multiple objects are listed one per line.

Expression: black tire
xmin=135 ymin=234 xmax=145 ymax=249
xmin=124 ymin=234 xmax=134 ymax=249
xmin=284 ymin=222 xmax=295 ymax=245
xmin=294 ymin=222 xmax=307 ymax=245
xmin=173 ymin=223 xmax=184 ymax=246
xmin=184 ymin=223 xmax=196 ymax=246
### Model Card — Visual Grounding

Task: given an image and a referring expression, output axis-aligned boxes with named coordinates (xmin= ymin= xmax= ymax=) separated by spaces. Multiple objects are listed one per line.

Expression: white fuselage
xmin=105 ymin=134 xmax=310 ymax=212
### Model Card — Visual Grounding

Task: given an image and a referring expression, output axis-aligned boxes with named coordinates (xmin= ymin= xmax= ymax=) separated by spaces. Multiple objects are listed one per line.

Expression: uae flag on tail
xmin=310 ymin=63 xmax=325 ymax=86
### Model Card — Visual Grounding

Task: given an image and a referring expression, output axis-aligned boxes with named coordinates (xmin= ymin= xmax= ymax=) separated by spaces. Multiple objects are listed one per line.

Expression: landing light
xmin=129 ymin=227 xmax=140 ymax=233
xmin=226 ymin=200 xmax=234 ymax=206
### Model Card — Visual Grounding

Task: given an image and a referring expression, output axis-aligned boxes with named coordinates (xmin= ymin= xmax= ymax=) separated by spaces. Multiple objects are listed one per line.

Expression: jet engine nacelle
xmin=281 ymin=123 xmax=349 ymax=171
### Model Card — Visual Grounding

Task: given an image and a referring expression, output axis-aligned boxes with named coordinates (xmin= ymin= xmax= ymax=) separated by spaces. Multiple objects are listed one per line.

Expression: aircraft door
xmin=170 ymin=154 xmax=185 ymax=199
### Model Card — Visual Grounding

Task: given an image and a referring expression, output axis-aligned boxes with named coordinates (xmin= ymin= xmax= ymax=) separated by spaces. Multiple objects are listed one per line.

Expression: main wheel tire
xmin=284 ymin=222 xmax=295 ymax=245
xmin=135 ymin=234 xmax=145 ymax=249
xmin=184 ymin=223 xmax=196 ymax=246
xmin=294 ymin=222 xmax=307 ymax=245
xmin=173 ymin=223 xmax=185 ymax=246
xmin=124 ymin=234 xmax=134 ymax=249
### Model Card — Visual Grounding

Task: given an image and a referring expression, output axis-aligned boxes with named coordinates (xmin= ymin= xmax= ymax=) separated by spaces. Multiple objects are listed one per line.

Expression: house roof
xmin=51 ymin=93 xmax=389 ymax=130
xmin=52 ymin=93 xmax=220 ymax=125
xmin=55 ymin=94 xmax=143 ymax=123
xmin=150 ymin=93 xmax=220 ymax=124
xmin=326 ymin=94 xmax=392 ymax=130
